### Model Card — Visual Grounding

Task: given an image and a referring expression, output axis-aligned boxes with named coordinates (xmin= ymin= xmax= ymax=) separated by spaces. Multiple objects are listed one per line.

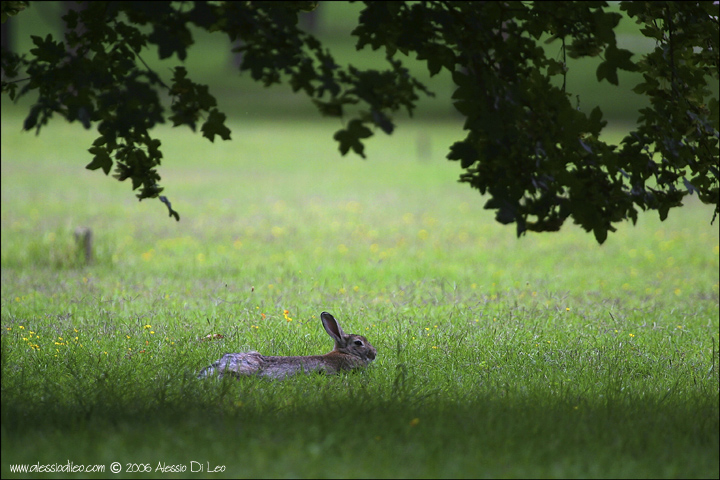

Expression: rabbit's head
xmin=321 ymin=311 xmax=377 ymax=364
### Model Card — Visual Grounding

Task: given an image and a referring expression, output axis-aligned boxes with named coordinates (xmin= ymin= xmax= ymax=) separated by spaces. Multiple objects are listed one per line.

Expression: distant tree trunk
xmin=232 ymin=40 xmax=243 ymax=69
xmin=1 ymin=19 xmax=10 ymax=53
xmin=299 ymin=7 xmax=319 ymax=33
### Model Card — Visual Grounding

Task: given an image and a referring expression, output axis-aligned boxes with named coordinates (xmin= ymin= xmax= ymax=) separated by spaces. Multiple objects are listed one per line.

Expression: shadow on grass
xmin=2 ymin=371 xmax=718 ymax=478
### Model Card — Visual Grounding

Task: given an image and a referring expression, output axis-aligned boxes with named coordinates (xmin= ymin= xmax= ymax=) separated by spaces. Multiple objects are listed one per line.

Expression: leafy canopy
xmin=1 ymin=1 xmax=718 ymax=243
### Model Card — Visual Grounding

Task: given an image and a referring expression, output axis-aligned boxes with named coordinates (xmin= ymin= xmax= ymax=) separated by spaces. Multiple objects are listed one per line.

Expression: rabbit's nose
xmin=368 ymin=349 xmax=376 ymax=360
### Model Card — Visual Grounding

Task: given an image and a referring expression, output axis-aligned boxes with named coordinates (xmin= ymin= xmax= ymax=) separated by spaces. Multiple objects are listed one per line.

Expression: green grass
xmin=1 ymin=5 xmax=719 ymax=477
xmin=1 ymin=105 xmax=718 ymax=479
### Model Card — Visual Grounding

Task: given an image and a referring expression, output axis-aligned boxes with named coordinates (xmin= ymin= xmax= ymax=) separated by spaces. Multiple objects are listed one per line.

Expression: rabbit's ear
xmin=321 ymin=311 xmax=346 ymax=342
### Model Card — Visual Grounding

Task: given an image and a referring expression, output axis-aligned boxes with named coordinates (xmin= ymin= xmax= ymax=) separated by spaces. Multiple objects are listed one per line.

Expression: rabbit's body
xmin=198 ymin=312 xmax=376 ymax=380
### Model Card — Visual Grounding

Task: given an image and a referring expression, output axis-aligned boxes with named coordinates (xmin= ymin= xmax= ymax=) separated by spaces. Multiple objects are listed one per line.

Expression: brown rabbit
xmin=197 ymin=312 xmax=377 ymax=379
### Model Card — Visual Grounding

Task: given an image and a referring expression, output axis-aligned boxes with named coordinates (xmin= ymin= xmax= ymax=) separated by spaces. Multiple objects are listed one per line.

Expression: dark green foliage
xmin=1 ymin=1 xmax=717 ymax=241
xmin=367 ymin=1 xmax=717 ymax=242
xmin=0 ymin=0 xmax=27 ymax=23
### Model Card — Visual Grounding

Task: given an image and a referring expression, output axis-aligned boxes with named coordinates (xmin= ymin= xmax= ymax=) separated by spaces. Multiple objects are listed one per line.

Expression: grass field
xmin=2 ymin=2 xmax=719 ymax=477
xmin=1 ymin=108 xmax=718 ymax=478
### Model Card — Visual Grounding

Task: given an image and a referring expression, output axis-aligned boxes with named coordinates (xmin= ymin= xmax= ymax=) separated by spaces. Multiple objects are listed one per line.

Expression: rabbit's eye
xmin=354 ymin=340 xmax=364 ymax=346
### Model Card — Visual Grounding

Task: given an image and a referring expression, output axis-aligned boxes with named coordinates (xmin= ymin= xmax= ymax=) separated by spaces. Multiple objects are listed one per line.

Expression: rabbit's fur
xmin=198 ymin=312 xmax=376 ymax=379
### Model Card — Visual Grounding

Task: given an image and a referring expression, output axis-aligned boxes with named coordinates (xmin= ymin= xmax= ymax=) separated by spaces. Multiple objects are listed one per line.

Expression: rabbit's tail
xmin=197 ymin=351 xmax=263 ymax=379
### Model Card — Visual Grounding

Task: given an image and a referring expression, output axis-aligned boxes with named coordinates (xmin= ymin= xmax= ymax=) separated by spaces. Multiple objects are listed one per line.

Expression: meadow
xmin=2 ymin=2 xmax=719 ymax=478
xmin=1 ymin=110 xmax=718 ymax=478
